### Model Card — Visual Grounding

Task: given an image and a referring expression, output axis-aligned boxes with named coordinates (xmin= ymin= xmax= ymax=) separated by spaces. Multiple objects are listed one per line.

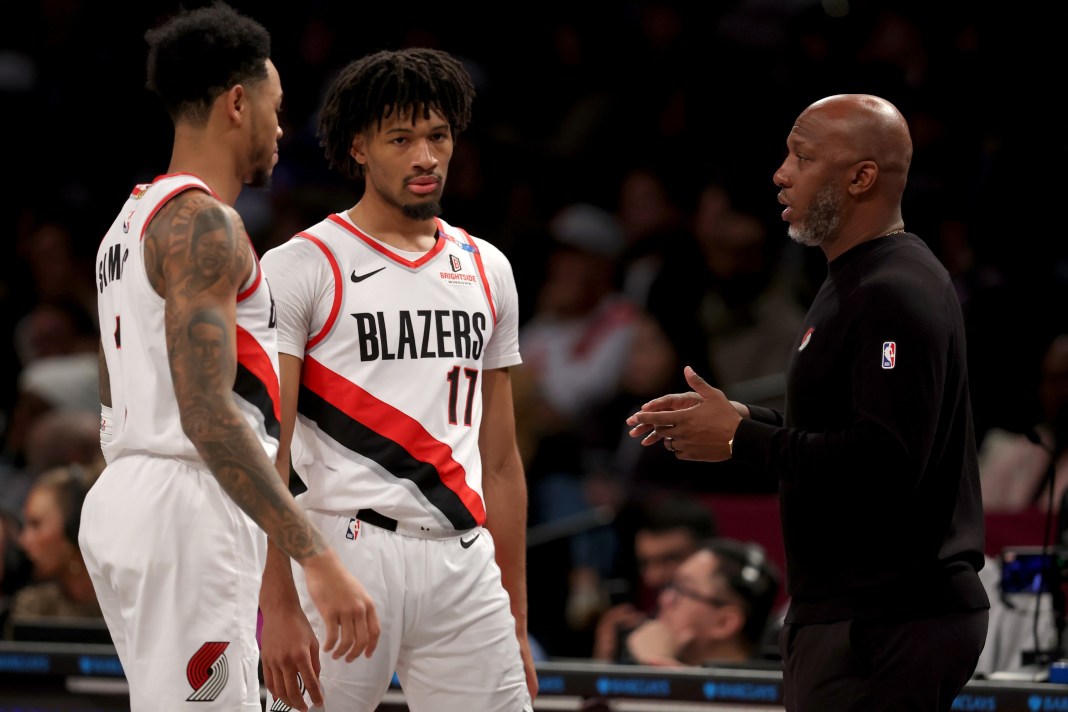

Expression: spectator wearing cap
xmin=517 ymin=202 xmax=638 ymax=423
xmin=515 ymin=202 xmax=641 ymax=638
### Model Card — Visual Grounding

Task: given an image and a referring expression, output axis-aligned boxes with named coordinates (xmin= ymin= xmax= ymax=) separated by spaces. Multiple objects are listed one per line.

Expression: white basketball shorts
xmin=266 ymin=509 xmax=532 ymax=712
xmin=79 ymin=454 xmax=267 ymax=711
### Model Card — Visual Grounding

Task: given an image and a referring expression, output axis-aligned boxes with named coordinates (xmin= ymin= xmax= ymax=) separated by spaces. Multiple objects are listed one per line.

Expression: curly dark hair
xmin=318 ymin=47 xmax=476 ymax=180
xmin=145 ymin=2 xmax=271 ymax=124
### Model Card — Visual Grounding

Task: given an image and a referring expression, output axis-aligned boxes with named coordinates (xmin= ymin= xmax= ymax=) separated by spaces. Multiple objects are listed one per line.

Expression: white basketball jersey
xmin=261 ymin=214 xmax=522 ymax=530
xmin=95 ymin=173 xmax=281 ymax=466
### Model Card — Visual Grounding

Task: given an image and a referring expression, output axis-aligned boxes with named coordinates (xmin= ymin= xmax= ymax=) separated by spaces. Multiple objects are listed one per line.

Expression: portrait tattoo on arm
xmin=158 ymin=192 xmax=323 ymax=560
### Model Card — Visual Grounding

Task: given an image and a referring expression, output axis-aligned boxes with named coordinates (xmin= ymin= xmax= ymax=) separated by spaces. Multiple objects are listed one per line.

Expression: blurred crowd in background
xmin=0 ymin=0 xmax=1065 ymax=665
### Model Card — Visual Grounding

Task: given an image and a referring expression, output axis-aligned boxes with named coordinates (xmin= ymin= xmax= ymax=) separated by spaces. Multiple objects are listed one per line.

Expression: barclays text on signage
xmin=0 ymin=653 xmax=49 ymax=674
xmin=951 ymin=694 xmax=996 ymax=711
xmin=703 ymin=681 xmax=779 ymax=702
xmin=595 ymin=677 xmax=672 ymax=697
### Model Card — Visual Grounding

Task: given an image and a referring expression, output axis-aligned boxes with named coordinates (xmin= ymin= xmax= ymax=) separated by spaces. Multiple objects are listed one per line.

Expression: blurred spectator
xmin=0 ymin=508 xmax=32 ymax=634
xmin=13 ymin=299 xmax=99 ymax=368
xmin=979 ymin=333 xmax=1068 ymax=513
xmin=14 ymin=210 xmax=99 ymax=321
xmin=691 ymin=195 xmax=808 ymax=409
xmin=613 ymin=164 xmax=698 ymax=311
xmin=515 ymin=203 xmax=640 ymax=632
xmin=3 ymin=298 xmax=99 ymax=473
xmin=592 ymin=493 xmax=717 ymax=661
xmin=517 ymin=202 xmax=637 ymax=429
xmin=0 ymin=409 xmax=103 ymax=516
xmin=0 ymin=355 xmax=100 ymax=517
xmin=6 ymin=465 xmax=102 ymax=631
xmin=619 ymin=538 xmax=781 ymax=666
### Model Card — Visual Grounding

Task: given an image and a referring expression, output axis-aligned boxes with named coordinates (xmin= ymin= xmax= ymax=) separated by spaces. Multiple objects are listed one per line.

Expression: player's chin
xmin=401 ymin=199 xmax=443 ymax=221
xmin=248 ymin=168 xmax=273 ymax=189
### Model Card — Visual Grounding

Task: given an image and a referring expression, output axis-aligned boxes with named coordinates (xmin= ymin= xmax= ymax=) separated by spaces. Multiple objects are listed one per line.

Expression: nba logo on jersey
xmin=882 ymin=341 xmax=896 ymax=369
xmin=449 ymin=254 xmax=462 ymax=272
xmin=346 ymin=517 xmax=360 ymax=540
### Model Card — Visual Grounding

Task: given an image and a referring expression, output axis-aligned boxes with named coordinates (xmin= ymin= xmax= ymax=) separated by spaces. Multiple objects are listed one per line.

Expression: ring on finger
xmin=665 ymin=437 xmax=675 ymax=452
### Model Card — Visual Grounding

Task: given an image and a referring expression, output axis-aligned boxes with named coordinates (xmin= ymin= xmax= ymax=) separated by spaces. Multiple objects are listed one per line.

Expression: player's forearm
xmin=181 ymin=397 xmax=326 ymax=562
xmin=260 ymin=538 xmax=302 ymax=610
xmin=484 ymin=453 xmax=530 ymax=634
xmin=259 ymin=437 xmax=305 ymax=610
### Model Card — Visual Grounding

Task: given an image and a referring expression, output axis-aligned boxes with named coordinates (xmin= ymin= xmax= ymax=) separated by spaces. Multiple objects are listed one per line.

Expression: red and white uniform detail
xmin=262 ymin=213 xmax=522 ymax=530
xmin=94 ymin=173 xmax=281 ymax=467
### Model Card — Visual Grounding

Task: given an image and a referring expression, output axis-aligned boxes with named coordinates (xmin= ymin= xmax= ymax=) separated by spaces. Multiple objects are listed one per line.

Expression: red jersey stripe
xmin=302 ymin=356 xmax=486 ymax=521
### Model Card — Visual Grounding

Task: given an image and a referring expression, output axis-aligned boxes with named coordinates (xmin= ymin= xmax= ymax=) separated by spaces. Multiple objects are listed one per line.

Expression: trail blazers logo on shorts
xmin=186 ymin=641 xmax=229 ymax=702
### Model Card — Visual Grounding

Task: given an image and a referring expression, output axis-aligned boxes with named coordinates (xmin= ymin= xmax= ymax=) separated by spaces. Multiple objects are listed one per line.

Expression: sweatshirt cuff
xmin=732 ymin=417 xmax=778 ymax=470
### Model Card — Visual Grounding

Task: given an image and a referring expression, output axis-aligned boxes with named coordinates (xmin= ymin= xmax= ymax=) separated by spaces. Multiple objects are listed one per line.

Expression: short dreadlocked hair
xmin=318 ymin=48 xmax=476 ymax=180
xmin=145 ymin=2 xmax=271 ymax=125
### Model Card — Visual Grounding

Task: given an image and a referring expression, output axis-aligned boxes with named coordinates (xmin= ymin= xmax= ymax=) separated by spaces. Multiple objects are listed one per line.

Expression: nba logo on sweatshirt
xmin=882 ymin=341 xmax=896 ymax=369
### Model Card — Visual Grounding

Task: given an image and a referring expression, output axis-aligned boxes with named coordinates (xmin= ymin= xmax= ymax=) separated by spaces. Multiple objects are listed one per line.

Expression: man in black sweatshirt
xmin=627 ymin=93 xmax=989 ymax=711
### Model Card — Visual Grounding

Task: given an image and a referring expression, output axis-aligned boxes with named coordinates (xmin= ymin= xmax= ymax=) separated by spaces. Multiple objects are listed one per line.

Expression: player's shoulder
xmin=152 ymin=174 xmax=227 ymax=214
xmin=262 ymin=219 xmax=336 ymax=264
xmin=147 ymin=184 xmax=240 ymax=250
xmin=438 ymin=218 xmax=511 ymax=264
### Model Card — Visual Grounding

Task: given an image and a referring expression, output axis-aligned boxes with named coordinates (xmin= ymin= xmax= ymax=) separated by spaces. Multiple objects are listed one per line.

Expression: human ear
xmin=224 ymin=84 xmax=245 ymax=124
xmin=710 ymin=604 xmax=746 ymax=640
xmin=349 ymin=134 xmax=366 ymax=165
xmin=847 ymin=160 xmax=878 ymax=195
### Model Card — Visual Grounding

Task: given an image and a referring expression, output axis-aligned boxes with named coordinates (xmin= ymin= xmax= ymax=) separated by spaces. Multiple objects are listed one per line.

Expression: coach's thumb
xmin=684 ymin=366 xmax=716 ymax=397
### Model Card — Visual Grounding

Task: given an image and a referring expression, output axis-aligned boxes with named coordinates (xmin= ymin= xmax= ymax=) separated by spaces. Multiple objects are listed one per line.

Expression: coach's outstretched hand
xmin=626 ymin=366 xmax=742 ymax=462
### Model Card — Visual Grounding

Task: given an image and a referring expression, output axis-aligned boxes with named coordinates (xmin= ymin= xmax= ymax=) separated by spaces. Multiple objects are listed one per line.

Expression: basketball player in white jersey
xmin=79 ymin=5 xmax=378 ymax=710
xmin=259 ymin=48 xmax=537 ymax=711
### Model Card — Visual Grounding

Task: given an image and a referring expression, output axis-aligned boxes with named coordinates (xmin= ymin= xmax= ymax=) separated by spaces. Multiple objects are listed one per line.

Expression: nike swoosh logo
xmin=460 ymin=531 xmax=481 ymax=549
xmin=350 ymin=266 xmax=386 ymax=283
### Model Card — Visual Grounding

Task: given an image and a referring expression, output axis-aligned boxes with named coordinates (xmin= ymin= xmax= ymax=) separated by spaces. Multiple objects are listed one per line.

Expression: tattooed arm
xmin=147 ymin=191 xmax=379 ymax=678
xmin=259 ymin=353 xmax=332 ymax=710
xmin=152 ymin=191 xmax=322 ymax=561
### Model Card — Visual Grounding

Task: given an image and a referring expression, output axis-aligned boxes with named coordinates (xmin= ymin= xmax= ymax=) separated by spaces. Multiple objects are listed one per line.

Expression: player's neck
xmin=168 ymin=129 xmax=243 ymax=205
xmin=347 ymin=201 xmax=439 ymax=252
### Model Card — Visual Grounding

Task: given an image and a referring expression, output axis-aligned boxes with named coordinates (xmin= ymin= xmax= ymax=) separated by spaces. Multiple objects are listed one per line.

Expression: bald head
xmin=800 ymin=94 xmax=912 ymax=182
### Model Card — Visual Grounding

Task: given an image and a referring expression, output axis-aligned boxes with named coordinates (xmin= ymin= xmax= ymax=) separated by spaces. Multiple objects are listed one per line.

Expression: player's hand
xmin=260 ymin=602 xmax=322 ymax=711
xmin=301 ymin=548 xmax=380 ymax=663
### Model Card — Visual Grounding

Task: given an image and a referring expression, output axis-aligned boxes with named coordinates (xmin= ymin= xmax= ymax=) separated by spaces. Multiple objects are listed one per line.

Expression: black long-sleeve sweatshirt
xmin=732 ymin=233 xmax=989 ymax=624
